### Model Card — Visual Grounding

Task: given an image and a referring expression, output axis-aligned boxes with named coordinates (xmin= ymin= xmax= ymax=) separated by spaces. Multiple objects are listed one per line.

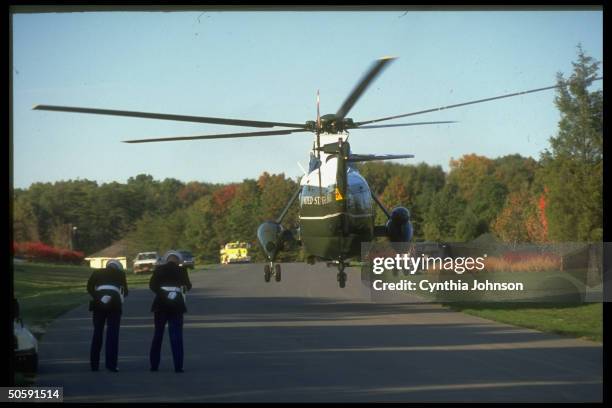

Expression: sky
xmin=11 ymin=8 xmax=603 ymax=189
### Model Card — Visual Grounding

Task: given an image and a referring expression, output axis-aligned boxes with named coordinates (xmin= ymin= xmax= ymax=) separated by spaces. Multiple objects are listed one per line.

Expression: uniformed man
xmin=149 ymin=250 xmax=192 ymax=373
xmin=87 ymin=259 xmax=128 ymax=372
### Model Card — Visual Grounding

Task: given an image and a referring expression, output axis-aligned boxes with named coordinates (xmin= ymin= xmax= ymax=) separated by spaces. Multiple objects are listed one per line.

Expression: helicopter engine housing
xmin=257 ymin=221 xmax=282 ymax=260
xmin=257 ymin=222 xmax=297 ymax=261
xmin=386 ymin=206 xmax=413 ymax=242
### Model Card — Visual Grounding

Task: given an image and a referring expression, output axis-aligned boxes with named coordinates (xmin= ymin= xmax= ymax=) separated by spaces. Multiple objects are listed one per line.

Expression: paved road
xmin=36 ymin=263 xmax=602 ymax=402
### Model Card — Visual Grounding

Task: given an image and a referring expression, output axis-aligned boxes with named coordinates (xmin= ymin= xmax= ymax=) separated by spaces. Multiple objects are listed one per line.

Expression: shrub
xmin=13 ymin=242 xmax=85 ymax=264
xmin=485 ymin=252 xmax=561 ymax=272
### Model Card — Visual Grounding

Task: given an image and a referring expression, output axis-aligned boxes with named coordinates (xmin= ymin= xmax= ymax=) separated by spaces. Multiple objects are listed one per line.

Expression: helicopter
xmin=34 ymin=57 xmax=602 ymax=288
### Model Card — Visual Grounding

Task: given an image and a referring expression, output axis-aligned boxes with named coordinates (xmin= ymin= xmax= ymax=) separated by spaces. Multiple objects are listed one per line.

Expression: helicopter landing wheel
xmin=336 ymin=262 xmax=347 ymax=288
xmin=264 ymin=264 xmax=271 ymax=282
xmin=274 ymin=263 xmax=281 ymax=282
xmin=337 ymin=271 xmax=347 ymax=288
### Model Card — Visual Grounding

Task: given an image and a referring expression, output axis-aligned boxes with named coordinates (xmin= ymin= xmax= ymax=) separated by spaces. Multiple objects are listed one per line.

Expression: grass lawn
xmin=448 ymin=302 xmax=602 ymax=343
xmin=372 ymin=268 xmax=603 ymax=343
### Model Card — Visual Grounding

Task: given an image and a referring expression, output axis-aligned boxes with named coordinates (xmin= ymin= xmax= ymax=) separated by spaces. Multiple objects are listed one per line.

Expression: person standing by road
xmin=87 ymin=259 xmax=128 ymax=372
xmin=149 ymin=250 xmax=192 ymax=373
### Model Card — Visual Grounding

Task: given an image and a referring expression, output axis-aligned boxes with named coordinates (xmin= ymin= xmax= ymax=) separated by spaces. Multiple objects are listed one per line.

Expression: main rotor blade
xmin=348 ymin=154 xmax=414 ymax=162
xmin=335 ymin=56 xmax=396 ymax=120
xmin=352 ymin=120 xmax=457 ymax=129
xmin=33 ymin=104 xmax=306 ymax=129
xmin=123 ymin=129 xmax=310 ymax=143
xmin=355 ymin=77 xmax=603 ymax=126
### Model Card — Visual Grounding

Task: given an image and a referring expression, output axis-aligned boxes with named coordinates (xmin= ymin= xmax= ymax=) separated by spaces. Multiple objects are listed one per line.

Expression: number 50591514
xmin=3 ymin=388 xmax=62 ymax=401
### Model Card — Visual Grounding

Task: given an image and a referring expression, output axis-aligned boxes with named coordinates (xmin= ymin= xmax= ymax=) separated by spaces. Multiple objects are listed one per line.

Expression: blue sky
xmin=12 ymin=9 xmax=603 ymax=189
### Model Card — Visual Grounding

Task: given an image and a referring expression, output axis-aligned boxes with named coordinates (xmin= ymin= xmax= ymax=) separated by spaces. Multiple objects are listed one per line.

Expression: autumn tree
xmin=378 ymin=175 xmax=410 ymax=225
xmin=177 ymin=181 xmax=212 ymax=207
xmin=492 ymin=189 xmax=548 ymax=245
xmin=447 ymin=154 xmax=495 ymax=202
xmin=492 ymin=191 xmax=531 ymax=244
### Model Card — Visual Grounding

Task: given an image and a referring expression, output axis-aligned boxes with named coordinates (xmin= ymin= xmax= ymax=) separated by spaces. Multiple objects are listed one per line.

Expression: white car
xmin=14 ymin=317 xmax=38 ymax=374
xmin=133 ymin=251 xmax=160 ymax=274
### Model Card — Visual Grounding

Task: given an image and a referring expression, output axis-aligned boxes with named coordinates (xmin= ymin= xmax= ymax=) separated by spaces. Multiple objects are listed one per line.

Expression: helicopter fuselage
xmin=298 ymin=132 xmax=374 ymax=261
xmin=299 ymin=166 xmax=374 ymax=261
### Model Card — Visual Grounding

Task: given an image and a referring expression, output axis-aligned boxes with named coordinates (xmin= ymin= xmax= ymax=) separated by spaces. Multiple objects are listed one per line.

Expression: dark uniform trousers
xmin=149 ymin=261 xmax=191 ymax=372
xmin=150 ymin=311 xmax=184 ymax=371
xmin=90 ymin=310 xmax=121 ymax=370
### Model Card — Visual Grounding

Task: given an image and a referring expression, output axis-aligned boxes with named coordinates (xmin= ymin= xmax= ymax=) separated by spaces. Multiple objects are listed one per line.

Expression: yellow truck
xmin=220 ymin=242 xmax=252 ymax=264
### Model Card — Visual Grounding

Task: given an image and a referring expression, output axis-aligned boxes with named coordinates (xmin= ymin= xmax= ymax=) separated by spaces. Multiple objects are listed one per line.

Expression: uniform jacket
xmin=149 ymin=262 xmax=192 ymax=314
xmin=87 ymin=267 xmax=129 ymax=313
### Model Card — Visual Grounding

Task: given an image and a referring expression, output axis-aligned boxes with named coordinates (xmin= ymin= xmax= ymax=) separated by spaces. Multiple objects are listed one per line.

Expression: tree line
xmin=11 ymin=47 xmax=602 ymax=263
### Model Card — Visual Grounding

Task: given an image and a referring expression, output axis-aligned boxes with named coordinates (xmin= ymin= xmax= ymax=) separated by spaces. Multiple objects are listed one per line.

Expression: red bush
xmin=486 ymin=252 xmax=561 ymax=273
xmin=502 ymin=251 xmax=560 ymax=264
xmin=13 ymin=241 xmax=85 ymax=264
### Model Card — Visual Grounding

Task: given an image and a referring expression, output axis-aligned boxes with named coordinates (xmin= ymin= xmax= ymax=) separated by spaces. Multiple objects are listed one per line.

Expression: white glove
xmin=101 ymin=295 xmax=112 ymax=304
xmin=167 ymin=292 xmax=177 ymax=300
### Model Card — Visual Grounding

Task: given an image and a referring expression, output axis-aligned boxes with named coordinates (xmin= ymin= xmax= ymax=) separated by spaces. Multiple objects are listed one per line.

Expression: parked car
xmin=13 ymin=299 xmax=38 ymax=374
xmin=177 ymin=250 xmax=195 ymax=269
xmin=133 ymin=251 xmax=160 ymax=274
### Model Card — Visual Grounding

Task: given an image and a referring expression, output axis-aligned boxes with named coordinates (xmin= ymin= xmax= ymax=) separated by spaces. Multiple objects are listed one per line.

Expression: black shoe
xmin=91 ymin=367 xmax=99 ymax=372
xmin=106 ymin=367 xmax=119 ymax=373
xmin=175 ymin=368 xmax=184 ymax=373
xmin=150 ymin=367 xmax=158 ymax=372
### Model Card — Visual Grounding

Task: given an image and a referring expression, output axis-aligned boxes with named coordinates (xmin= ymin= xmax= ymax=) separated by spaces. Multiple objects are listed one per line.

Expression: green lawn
xmin=448 ymin=302 xmax=602 ymax=342
xmin=371 ymin=268 xmax=603 ymax=343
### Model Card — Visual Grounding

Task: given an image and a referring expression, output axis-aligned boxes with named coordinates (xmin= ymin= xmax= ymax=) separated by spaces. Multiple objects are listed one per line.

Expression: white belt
xmin=161 ymin=286 xmax=186 ymax=303
xmin=96 ymin=285 xmax=124 ymax=303
xmin=161 ymin=286 xmax=183 ymax=292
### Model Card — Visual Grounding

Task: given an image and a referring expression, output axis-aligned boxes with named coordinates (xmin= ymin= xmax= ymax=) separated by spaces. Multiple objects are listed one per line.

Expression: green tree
xmin=182 ymin=196 xmax=219 ymax=262
xmin=358 ymin=162 xmax=394 ymax=195
xmin=258 ymin=172 xmax=298 ymax=224
xmin=454 ymin=208 xmax=483 ymax=241
xmin=226 ymin=179 xmax=261 ymax=243
xmin=493 ymin=154 xmax=538 ymax=193
xmin=13 ymin=194 xmax=40 ymax=242
xmin=466 ymin=177 xmax=507 ymax=230
xmin=125 ymin=213 xmax=164 ymax=255
xmin=157 ymin=178 xmax=185 ymax=214
xmin=423 ymin=183 xmax=466 ymax=241
xmin=538 ymin=45 xmax=602 ymax=241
